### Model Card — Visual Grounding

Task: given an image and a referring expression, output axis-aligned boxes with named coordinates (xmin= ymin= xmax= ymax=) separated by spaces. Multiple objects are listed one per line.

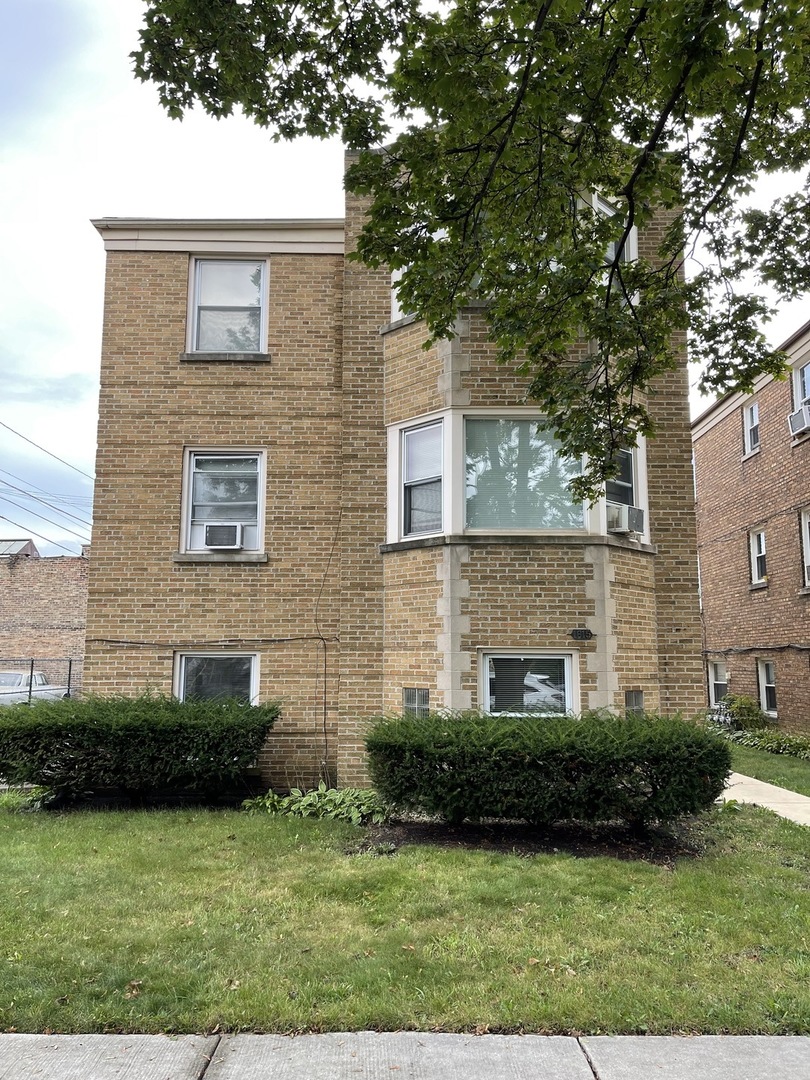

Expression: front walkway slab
xmin=721 ymin=772 xmax=810 ymax=826
xmin=205 ymin=1032 xmax=593 ymax=1080
xmin=0 ymin=1034 xmax=219 ymax=1080
xmin=581 ymin=1035 xmax=810 ymax=1079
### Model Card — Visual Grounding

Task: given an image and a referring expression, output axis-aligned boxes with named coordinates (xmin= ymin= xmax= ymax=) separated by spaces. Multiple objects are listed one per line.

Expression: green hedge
xmin=0 ymin=695 xmax=280 ymax=800
xmin=366 ymin=711 xmax=731 ymax=826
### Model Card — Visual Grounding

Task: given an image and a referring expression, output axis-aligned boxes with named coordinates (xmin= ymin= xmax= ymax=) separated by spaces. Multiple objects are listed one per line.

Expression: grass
xmin=0 ymin=807 xmax=808 ymax=1035
xmin=731 ymin=743 xmax=810 ymax=798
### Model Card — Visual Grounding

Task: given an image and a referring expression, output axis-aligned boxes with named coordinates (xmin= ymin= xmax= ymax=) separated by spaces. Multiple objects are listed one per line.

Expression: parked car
xmin=0 ymin=671 xmax=70 ymax=706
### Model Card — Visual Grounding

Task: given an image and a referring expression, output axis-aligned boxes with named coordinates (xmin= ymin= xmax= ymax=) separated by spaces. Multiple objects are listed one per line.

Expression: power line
xmin=0 ymin=467 xmax=93 ymax=504
xmin=0 ymin=480 xmax=93 ymax=529
xmin=0 ymin=495 xmax=90 ymax=544
xmin=0 ymin=514 xmax=83 ymax=556
xmin=0 ymin=420 xmax=95 ymax=482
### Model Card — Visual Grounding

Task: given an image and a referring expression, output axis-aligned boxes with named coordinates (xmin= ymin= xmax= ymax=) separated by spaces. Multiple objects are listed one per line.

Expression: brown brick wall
xmin=0 ymin=554 xmax=88 ymax=688
xmin=694 ymin=369 xmax=810 ymax=732
xmin=85 ymin=248 xmax=345 ymax=787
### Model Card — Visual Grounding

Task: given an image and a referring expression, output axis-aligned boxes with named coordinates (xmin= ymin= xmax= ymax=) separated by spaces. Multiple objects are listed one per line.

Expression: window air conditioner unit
xmin=204 ymin=523 xmax=243 ymax=550
xmin=607 ymin=503 xmax=645 ymax=535
xmin=788 ymin=405 xmax=810 ymax=437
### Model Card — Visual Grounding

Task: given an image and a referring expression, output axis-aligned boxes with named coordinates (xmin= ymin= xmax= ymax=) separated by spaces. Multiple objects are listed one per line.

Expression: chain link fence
xmin=0 ymin=658 xmax=84 ymax=704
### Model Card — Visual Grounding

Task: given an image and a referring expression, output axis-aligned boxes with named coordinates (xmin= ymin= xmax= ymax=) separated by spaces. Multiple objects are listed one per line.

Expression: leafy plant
xmin=0 ymin=694 xmax=280 ymax=802
xmin=720 ymin=694 xmax=772 ymax=732
xmin=243 ymin=781 xmax=390 ymax=826
xmin=725 ymin=728 xmax=810 ymax=760
xmin=133 ymin=0 xmax=810 ymax=497
xmin=0 ymin=786 xmax=50 ymax=813
xmin=366 ymin=710 xmax=731 ymax=827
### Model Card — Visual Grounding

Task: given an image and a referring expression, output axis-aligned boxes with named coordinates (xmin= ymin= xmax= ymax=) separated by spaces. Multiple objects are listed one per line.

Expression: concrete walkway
xmin=720 ymin=771 xmax=810 ymax=826
xmin=0 ymin=1032 xmax=808 ymax=1080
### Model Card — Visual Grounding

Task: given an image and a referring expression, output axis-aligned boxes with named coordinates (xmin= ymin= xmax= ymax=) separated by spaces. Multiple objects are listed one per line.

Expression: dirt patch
xmin=353 ymin=816 xmax=709 ymax=866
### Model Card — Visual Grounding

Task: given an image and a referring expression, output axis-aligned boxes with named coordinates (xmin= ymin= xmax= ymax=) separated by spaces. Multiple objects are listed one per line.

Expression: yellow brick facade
xmin=85 ymin=192 xmax=703 ymax=790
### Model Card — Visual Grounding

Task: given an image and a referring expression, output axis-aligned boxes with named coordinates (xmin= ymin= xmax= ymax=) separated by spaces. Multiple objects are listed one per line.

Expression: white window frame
xmin=187 ymin=258 xmax=268 ymax=354
xmin=479 ymin=649 xmax=579 ymax=716
xmin=174 ymin=652 xmax=259 ymax=704
xmin=401 ymin=420 xmax=444 ymax=537
xmin=180 ymin=448 xmax=265 ymax=554
xmin=793 ymin=359 xmax=810 ymax=408
xmin=757 ymin=659 xmax=777 ymax=717
xmin=601 ymin=442 xmax=649 ymax=541
xmin=387 ymin=409 xmax=604 ymax=542
xmin=801 ymin=509 xmax=810 ymax=588
xmin=749 ymin=529 xmax=767 ymax=584
xmin=592 ymin=193 xmax=639 ymax=265
xmin=708 ymin=660 xmax=728 ymax=707
xmin=743 ymin=401 xmax=760 ymax=455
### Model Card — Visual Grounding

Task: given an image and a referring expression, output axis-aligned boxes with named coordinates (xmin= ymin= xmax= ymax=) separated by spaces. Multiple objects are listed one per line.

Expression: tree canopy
xmin=134 ymin=0 xmax=810 ymax=498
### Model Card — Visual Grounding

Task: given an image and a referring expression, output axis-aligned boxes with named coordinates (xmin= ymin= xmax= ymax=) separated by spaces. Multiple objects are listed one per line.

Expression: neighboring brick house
xmin=0 ymin=544 xmax=88 ymax=691
xmin=84 ymin=183 xmax=703 ymax=788
xmin=692 ymin=319 xmax=810 ymax=734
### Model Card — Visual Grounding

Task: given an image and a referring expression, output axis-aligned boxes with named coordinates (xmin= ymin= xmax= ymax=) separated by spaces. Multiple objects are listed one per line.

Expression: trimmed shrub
xmin=366 ymin=711 xmax=731 ymax=826
xmin=0 ymin=694 xmax=280 ymax=800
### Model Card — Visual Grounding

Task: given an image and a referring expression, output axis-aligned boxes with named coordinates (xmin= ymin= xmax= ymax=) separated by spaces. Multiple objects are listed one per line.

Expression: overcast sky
xmin=1 ymin=0 xmax=808 ymax=557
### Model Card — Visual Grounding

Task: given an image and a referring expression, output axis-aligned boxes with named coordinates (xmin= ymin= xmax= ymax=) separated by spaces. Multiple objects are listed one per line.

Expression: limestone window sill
xmin=172 ymin=552 xmax=269 ymax=564
xmin=179 ymin=352 xmax=271 ymax=364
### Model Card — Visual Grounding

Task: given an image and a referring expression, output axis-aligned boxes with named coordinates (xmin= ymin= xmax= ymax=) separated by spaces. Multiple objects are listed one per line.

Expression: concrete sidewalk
xmin=0 ymin=1032 xmax=808 ymax=1080
xmin=720 ymin=771 xmax=810 ymax=826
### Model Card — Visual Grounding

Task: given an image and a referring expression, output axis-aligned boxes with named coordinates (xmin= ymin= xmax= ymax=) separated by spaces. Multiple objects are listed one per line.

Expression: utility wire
xmin=0 ymin=480 xmax=93 ymax=529
xmin=0 ymin=514 xmax=83 ymax=556
xmin=0 ymin=467 xmax=93 ymax=504
xmin=0 ymin=495 xmax=90 ymax=544
xmin=0 ymin=420 xmax=95 ymax=481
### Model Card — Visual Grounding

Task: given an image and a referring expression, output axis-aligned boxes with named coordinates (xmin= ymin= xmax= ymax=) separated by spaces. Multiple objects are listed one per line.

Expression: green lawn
xmin=0 ymin=807 xmax=808 ymax=1035
xmin=731 ymin=743 xmax=810 ymax=798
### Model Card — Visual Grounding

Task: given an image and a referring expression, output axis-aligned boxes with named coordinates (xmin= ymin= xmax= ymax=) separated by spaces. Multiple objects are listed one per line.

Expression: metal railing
xmin=0 ymin=657 xmax=84 ymax=703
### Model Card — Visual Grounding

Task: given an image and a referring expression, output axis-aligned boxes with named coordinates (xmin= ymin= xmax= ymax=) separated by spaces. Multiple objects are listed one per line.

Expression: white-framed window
xmin=388 ymin=411 xmax=644 ymax=542
xmin=465 ymin=417 xmax=585 ymax=531
xmin=181 ymin=450 xmax=264 ymax=553
xmin=189 ymin=258 xmax=267 ymax=353
xmin=708 ymin=660 xmax=728 ymax=706
xmin=793 ymin=359 xmax=810 ymax=407
xmin=174 ymin=652 xmax=259 ymax=703
xmin=606 ymin=448 xmax=636 ymax=507
xmin=757 ymin=659 xmax=777 ymax=716
xmin=749 ymin=529 xmax=767 ymax=583
xmin=402 ymin=421 xmax=443 ymax=536
xmin=592 ymin=193 xmax=638 ymax=265
xmin=801 ymin=509 xmax=810 ymax=587
xmin=480 ymin=651 xmax=577 ymax=715
xmin=743 ymin=401 xmax=760 ymax=454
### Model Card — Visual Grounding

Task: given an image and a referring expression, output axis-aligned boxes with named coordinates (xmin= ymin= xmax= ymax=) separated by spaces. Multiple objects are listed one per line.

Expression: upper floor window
xmin=749 ymin=529 xmax=767 ymax=584
xmin=743 ymin=402 xmax=760 ymax=454
xmin=465 ymin=418 xmax=584 ymax=530
xmin=182 ymin=450 xmax=264 ymax=553
xmin=801 ymin=508 xmax=810 ymax=587
xmin=389 ymin=411 xmax=644 ymax=542
xmin=190 ymin=259 xmax=266 ymax=353
xmin=403 ymin=422 xmax=443 ymax=536
xmin=794 ymin=360 xmax=810 ymax=407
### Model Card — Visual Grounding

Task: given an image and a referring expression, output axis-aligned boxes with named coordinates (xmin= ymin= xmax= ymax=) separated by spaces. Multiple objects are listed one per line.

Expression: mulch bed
xmin=355 ymin=816 xmax=709 ymax=866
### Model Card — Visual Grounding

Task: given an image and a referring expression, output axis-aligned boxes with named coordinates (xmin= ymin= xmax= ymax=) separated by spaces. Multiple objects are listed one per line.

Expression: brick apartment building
xmin=692 ymin=319 xmax=810 ymax=733
xmin=0 ymin=543 xmax=88 ymax=691
xmin=84 ymin=182 xmax=703 ymax=788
